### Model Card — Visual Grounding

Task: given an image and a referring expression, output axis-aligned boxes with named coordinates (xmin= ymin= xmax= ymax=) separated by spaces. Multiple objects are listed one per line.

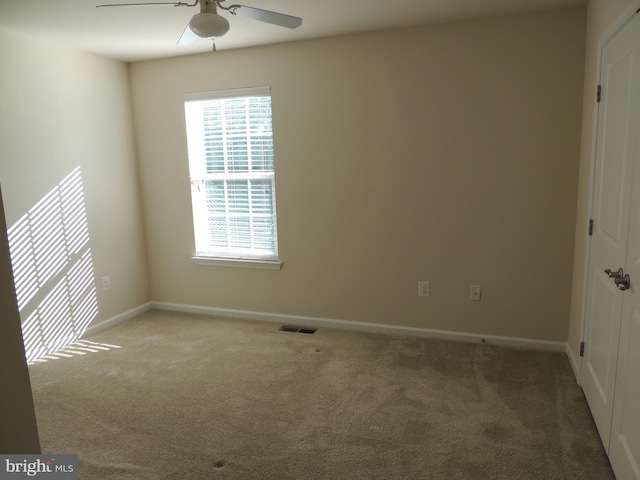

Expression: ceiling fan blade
xmin=229 ymin=5 xmax=302 ymax=29
xmin=178 ymin=23 xmax=199 ymax=45
xmin=96 ymin=1 xmax=195 ymax=8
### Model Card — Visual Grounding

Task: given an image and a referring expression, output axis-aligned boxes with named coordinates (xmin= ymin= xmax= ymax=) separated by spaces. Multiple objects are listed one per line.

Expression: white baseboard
xmin=82 ymin=303 xmax=152 ymax=337
xmin=151 ymin=301 xmax=567 ymax=352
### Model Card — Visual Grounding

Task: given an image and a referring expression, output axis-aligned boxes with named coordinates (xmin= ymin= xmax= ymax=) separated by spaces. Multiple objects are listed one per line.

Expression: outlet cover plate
xmin=470 ymin=285 xmax=481 ymax=301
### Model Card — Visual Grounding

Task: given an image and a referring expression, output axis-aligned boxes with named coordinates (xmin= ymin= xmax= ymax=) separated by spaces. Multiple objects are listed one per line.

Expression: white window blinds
xmin=184 ymin=87 xmax=279 ymax=262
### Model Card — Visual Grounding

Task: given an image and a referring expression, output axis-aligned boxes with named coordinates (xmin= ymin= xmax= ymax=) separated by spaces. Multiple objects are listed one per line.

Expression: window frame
xmin=184 ymin=86 xmax=281 ymax=270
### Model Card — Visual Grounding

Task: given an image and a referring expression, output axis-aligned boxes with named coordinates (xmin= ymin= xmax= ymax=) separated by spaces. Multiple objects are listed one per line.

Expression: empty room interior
xmin=1 ymin=0 xmax=639 ymax=478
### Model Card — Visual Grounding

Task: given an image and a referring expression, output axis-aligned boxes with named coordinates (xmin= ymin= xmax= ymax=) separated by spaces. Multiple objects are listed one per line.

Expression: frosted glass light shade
xmin=189 ymin=13 xmax=230 ymax=38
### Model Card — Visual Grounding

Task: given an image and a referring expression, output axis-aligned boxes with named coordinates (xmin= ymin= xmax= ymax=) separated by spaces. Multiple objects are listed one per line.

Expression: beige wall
xmin=0 ymin=29 xmax=149 ymax=325
xmin=131 ymin=8 xmax=586 ymax=342
xmin=0 ymin=187 xmax=40 ymax=453
xmin=567 ymin=0 xmax=639 ymax=367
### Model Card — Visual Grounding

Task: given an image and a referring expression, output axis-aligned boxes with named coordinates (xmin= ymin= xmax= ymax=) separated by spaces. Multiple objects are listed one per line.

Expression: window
xmin=184 ymin=86 xmax=280 ymax=268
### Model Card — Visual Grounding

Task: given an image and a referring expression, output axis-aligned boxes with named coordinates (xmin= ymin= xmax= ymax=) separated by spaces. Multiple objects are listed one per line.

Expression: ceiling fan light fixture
xmin=189 ymin=12 xmax=230 ymax=38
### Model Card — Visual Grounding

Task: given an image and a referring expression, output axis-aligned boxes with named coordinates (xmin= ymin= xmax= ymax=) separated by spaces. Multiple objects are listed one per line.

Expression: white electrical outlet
xmin=470 ymin=285 xmax=481 ymax=301
xmin=418 ymin=281 xmax=430 ymax=297
xmin=102 ymin=276 xmax=111 ymax=290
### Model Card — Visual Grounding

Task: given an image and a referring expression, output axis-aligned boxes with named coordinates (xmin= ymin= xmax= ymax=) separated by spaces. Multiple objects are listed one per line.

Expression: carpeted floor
xmin=28 ymin=310 xmax=615 ymax=479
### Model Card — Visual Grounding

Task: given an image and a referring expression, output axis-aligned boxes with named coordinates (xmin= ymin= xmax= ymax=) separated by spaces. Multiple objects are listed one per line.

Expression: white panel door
xmin=609 ymin=12 xmax=640 ymax=480
xmin=581 ymin=10 xmax=638 ymax=449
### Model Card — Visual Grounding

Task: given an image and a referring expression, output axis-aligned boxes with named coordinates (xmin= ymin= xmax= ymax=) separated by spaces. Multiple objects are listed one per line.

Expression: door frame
xmin=578 ymin=0 xmax=640 ymax=387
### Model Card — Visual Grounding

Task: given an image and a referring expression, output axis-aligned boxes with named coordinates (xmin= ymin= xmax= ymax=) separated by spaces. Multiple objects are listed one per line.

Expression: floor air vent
xmin=279 ymin=325 xmax=317 ymax=334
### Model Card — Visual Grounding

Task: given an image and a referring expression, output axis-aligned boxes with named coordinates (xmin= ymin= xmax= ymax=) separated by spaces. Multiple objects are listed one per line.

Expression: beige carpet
xmin=28 ymin=310 xmax=614 ymax=479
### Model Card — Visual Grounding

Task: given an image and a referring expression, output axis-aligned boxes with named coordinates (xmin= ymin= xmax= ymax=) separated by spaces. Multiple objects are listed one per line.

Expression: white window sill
xmin=192 ymin=256 xmax=282 ymax=270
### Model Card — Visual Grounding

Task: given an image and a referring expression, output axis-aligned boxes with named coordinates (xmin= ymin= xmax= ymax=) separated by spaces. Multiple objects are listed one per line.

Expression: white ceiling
xmin=0 ymin=0 xmax=587 ymax=62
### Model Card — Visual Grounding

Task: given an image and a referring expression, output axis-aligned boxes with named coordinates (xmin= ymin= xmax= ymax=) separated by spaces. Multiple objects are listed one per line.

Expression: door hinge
xmin=580 ymin=341 xmax=585 ymax=357
xmin=596 ymin=85 xmax=602 ymax=103
xmin=588 ymin=219 xmax=594 ymax=236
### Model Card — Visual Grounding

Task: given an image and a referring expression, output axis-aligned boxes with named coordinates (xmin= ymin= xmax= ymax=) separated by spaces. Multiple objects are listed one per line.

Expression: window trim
xmin=184 ymin=86 xmax=271 ymax=103
xmin=184 ymin=86 xmax=281 ymax=269
xmin=192 ymin=256 xmax=282 ymax=270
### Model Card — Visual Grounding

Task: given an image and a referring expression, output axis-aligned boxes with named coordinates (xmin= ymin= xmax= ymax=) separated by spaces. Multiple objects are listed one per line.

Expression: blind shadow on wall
xmin=7 ymin=167 xmax=100 ymax=363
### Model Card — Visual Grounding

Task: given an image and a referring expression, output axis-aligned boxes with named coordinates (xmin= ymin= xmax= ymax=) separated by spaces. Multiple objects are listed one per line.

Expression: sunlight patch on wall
xmin=7 ymin=167 xmax=99 ymax=364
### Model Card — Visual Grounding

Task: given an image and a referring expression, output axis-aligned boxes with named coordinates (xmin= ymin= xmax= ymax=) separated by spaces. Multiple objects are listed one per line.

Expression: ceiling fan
xmin=96 ymin=0 xmax=302 ymax=49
